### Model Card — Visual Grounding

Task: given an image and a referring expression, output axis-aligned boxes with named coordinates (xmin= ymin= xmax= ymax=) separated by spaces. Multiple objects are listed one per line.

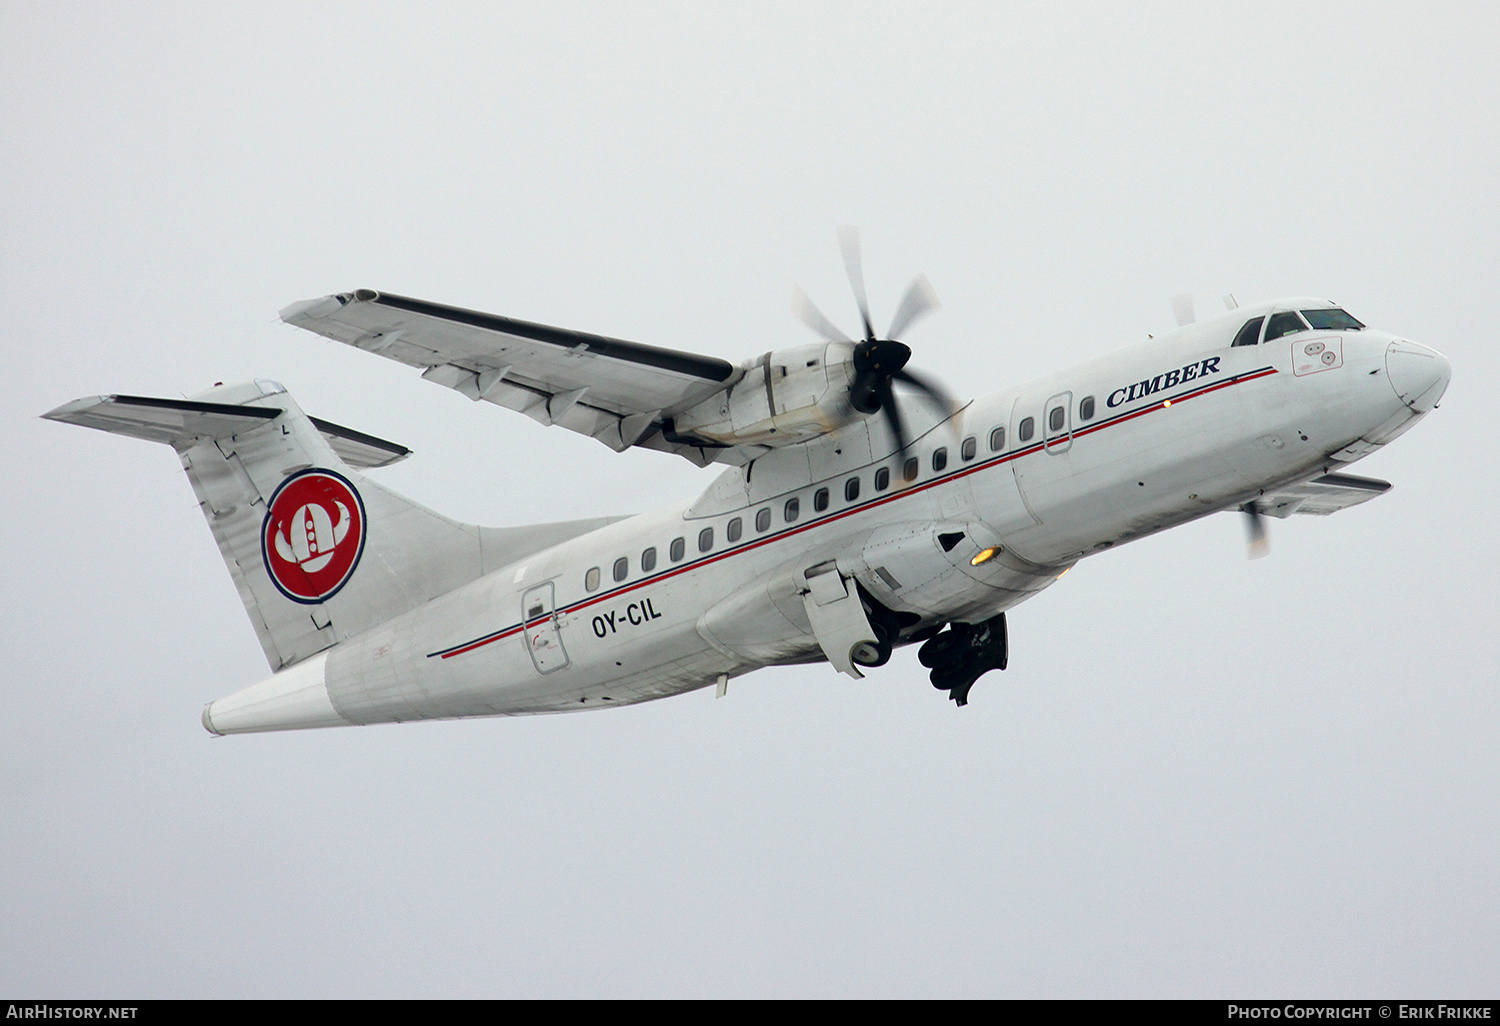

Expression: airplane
xmin=43 ymin=233 xmax=1451 ymax=734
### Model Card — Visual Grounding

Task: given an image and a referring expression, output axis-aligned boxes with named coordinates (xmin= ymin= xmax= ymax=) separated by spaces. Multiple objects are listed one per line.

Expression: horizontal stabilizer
xmin=44 ymin=394 xmax=410 ymax=467
xmin=42 ymin=394 xmax=278 ymax=446
xmin=305 ymin=416 xmax=410 ymax=468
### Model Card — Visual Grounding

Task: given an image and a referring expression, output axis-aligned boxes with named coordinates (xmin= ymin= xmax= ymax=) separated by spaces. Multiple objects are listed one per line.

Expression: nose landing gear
xmin=917 ymin=612 xmax=1008 ymax=707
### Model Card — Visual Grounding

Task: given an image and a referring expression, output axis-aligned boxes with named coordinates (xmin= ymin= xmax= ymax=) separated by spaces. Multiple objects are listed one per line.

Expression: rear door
xmin=521 ymin=582 xmax=569 ymax=673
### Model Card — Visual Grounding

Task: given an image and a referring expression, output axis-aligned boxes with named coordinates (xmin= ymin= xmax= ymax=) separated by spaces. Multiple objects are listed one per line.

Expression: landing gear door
xmin=1043 ymin=391 xmax=1073 ymax=454
xmin=521 ymin=581 xmax=569 ymax=674
xmin=799 ymin=561 xmax=879 ymax=680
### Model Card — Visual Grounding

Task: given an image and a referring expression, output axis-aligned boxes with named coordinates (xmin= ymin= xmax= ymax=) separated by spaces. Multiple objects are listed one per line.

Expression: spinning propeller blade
xmin=838 ymin=225 xmax=876 ymax=342
xmin=794 ymin=229 xmax=956 ymax=461
xmin=876 ymin=376 xmax=907 ymax=456
xmin=1172 ymin=293 xmax=1196 ymax=327
xmin=1242 ymin=501 xmax=1270 ymax=559
xmin=887 ymin=274 xmax=941 ymax=340
xmin=893 ymin=366 xmax=956 ymax=416
xmin=792 ymin=284 xmax=852 ymax=343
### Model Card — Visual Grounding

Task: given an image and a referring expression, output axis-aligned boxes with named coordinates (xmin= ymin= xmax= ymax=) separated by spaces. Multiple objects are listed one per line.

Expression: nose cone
xmin=1386 ymin=340 xmax=1451 ymax=413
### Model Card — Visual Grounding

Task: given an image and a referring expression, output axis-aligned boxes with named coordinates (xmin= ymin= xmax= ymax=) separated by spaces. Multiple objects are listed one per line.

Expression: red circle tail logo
xmin=262 ymin=470 xmax=366 ymax=603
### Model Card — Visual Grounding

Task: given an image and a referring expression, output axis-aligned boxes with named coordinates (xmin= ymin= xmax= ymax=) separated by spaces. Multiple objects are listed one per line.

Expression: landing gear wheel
xmin=918 ymin=624 xmax=970 ymax=668
xmin=919 ymin=613 xmax=1008 ymax=706
xmin=850 ymin=624 xmax=892 ymax=667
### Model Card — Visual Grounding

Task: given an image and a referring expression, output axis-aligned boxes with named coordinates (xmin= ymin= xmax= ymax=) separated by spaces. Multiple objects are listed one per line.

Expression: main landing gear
xmin=917 ymin=612 xmax=1008 ymax=707
xmin=843 ymin=585 xmax=1008 ymax=707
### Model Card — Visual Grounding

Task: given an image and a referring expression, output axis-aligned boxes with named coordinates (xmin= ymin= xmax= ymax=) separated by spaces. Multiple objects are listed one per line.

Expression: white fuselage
xmin=203 ymin=300 xmax=1450 ymax=731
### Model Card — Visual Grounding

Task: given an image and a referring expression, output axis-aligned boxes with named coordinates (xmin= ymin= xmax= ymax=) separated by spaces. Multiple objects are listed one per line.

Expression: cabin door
xmin=521 ymin=582 xmax=569 ymax=673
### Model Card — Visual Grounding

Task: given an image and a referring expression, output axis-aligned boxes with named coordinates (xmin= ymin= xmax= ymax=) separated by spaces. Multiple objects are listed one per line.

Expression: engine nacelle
xmin=672 ymin=342 xmax=857 ymax=447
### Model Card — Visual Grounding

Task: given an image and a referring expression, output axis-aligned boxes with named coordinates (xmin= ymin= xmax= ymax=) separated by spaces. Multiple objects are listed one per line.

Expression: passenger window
xmin=1231 ymin=316 xmax=1265 ymax=347
xmin=989 ymin=426 xmax=1005 ymax=451
xmin=1019 ymin=416 xmax=1035 ymax=442
xmin=845 ymin=476 xmax=860 ymax=501
xmin=641 ymin=547 xmax=657 ymax=572
xmin=813 ymin=487 xmax=829 ymax=512
xmin=903 ymin=457 xmax=919 ymax=481
xmin=961 ymin=436 xmax=977 ymax=461
xmin=932 ymin=447 xmax=948 ymax=472
xmin=585 ymin=567 xmax=600 ymax=591
xmin=727 ymin=517 xmax=742 ymax=543
xmin=1049 ymin=406 xmax=1065 ymax=433
xmin=613 ymin=557 xmax=628 ymax=582
xmin=698 ymin=527 xmax=713 ymax=552
xmin=874 ymin=467 xmax=890 ymax=491
xmin=755 ymin=507 xmax=771 ymax=532
xmin=1264 ymin=312 xmax=1309 ymax=342
xmin=784 ymin=497 xmax=800 ymax=522
xmin=670 ymin=537 xmax=685 ymax=562
xmin=1079 ymin=396 xmax=1095 ymax=420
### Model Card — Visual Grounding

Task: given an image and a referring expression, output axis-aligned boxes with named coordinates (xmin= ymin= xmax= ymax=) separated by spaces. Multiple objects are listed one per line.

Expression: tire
xmin=850 ymin=625 xmax=892 ymax=667
xmin=917 ymin=624 xmax=968 ymax=668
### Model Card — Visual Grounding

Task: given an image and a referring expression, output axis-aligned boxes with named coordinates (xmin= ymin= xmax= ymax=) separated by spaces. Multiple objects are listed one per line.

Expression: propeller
xmin=1241 ymin=500 xmax=1269 ymax=559
xmin=793 ymin=228 xmax=955 ymax=457
xmin=1172 ymin=293 xmax=1196 ymax=327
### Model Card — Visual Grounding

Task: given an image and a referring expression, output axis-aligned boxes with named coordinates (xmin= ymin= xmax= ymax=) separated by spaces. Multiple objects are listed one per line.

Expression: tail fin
xmin=45 ymin=379 xmax=619 ymax=670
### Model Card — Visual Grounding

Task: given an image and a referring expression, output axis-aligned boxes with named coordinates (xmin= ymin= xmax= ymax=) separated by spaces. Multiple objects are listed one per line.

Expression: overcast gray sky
xmin=3 ymin=1 xmax=1497 ymax=998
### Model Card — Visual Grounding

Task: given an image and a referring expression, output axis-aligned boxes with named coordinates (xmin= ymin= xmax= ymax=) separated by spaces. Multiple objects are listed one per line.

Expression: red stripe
xmin=436 ymin=365 xmax=1278 ymax=658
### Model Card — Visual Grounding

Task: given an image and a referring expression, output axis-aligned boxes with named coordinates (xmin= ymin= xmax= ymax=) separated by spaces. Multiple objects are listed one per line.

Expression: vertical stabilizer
xmin=45 ymin=380 xmax=619 ymax=671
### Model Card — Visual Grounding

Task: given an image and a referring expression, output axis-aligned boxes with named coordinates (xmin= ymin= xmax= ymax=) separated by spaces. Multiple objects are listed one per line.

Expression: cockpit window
xmin=1231 ymin=317 xmax=1265 ymax=347
xmin=1301 ymin=308 xmax=1364 ymax=331
xmin=1263 ymin=311 xmax=1310 ymax=342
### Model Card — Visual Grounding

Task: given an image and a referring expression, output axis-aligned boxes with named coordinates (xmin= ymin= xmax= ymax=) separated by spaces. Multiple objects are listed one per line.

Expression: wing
xmin=281 ymin=290 xmax=746 ymax=466
xmin=1258 ymin=472 xmax=1392 ymax=518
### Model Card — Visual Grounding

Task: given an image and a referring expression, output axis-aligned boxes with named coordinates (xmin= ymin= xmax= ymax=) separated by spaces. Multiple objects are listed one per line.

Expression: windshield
xmin=1263 ymin=312 xmax=1309 ymax=342
xmin=1301 ymin=308 xmax=1364 ymax=331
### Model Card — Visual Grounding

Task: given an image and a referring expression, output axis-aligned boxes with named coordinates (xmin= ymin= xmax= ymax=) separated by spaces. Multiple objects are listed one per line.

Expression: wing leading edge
xmin=281 ymin=290 xmax=748 ymax=466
